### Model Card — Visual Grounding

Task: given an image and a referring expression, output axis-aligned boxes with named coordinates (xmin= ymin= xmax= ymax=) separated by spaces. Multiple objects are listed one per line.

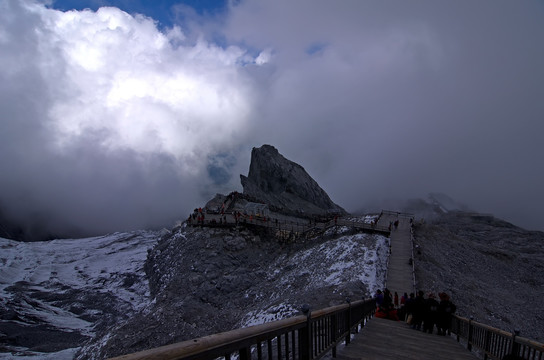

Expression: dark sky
xmin=1 ymin=0 xmax=543 ymax=238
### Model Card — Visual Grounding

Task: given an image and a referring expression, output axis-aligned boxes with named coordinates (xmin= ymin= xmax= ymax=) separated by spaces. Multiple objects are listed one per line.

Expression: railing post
xmin=484 ymin=329 xmax=491 ymax=360
xmin=455 ymin=317 xmax=460 ymax=342
xmin=239 ymin=347 xmax=251 ymax=360
xmin=468 ymin=316 xmax=474 ymax=352
xmin=332 ymin=312 xmax=338 ymax=358
xmin=510 ymin=329 xmax=520 ymax=357
xmin=362 ymin=297 xmax=370 ymax=327
xmin=299 ymin=304 xmax=311 ymax=360
xmin=345 ymin=298 xmax=351 ymax=345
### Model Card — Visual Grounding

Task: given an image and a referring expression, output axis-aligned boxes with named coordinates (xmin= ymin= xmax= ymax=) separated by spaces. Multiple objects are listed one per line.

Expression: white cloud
xmin=222 ymin=0 xmax=544 ymax=230
xmin=28 ymin=4 xmax=254 ymax=171
xmin=255 ymin=49 xmax=272 ymax=65
xmin=0 ymin=0 xmax=261 ymax=236
xmin=1 ymin=0 xmax=543 ymax=237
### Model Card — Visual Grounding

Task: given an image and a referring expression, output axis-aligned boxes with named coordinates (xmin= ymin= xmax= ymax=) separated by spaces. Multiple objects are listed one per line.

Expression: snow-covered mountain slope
xmin=86 ymin=218 xmax=389 ymax=359
xmin=240 ymin=229 xmax=388 ymax=327
xmin=0 ymin=215 xmax=389 ymax=359
xmin=0 ymin=231 xmax=161 ymax=359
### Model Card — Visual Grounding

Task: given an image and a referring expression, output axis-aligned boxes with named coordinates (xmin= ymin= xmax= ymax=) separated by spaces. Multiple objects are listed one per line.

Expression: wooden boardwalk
xmin=335 ymin=212 xmax=477 ymax=360
xmin=336 ymin=317 xmax=477 ymax=359
xmin=380 ymin=214 xmax=415 ymax=297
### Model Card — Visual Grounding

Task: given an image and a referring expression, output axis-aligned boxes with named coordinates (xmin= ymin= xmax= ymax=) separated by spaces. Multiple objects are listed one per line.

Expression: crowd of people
xmin=374 ymin=288 xmax=456 ymax=336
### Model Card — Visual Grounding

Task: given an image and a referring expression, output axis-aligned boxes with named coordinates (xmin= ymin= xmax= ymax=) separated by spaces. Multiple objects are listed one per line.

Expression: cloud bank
xmin=223 ymin=0 xmax=544 ymax=230
xmin=1 ymin=0 xmax=543 ymax=238
xmin=0 ymin=0 xmax=260 ymax=238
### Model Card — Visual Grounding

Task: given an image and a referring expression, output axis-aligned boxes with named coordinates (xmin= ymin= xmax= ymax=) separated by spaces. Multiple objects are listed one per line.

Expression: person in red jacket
xmin=375 ymin=303 xmax=399 ymax=321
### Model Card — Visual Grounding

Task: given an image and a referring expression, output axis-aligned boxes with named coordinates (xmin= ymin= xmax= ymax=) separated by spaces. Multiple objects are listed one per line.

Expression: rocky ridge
xmin=77 ymin=220 xmax=388 ymax=359
xmin=240 ymin=145 xmax=346 ymax=216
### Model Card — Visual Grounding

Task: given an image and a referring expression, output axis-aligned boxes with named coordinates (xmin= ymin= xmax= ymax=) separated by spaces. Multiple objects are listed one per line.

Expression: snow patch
xmin=0 ymin=231 xmax=160 ymax=358
xmin=240 ymin=218 xmax=389 ymax=327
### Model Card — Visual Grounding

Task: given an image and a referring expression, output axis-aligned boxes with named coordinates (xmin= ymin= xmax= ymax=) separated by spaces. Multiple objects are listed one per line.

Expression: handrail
xmin=109 ymin=299 xmax=376 ymax=360
xmin=451 ymin=315 xmax=544 ymax=360
xmin=409 ymin=224 xmax=417 ymax=295
xmin=187 ymin=214 xmax=390 ymax=236
xmin=381 ymin=210 xmax=415 ymax=219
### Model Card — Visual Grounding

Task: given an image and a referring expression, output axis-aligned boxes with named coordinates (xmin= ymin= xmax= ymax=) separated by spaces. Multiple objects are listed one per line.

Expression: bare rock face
xmin=240 ymin=145 xmax=346 ymax=216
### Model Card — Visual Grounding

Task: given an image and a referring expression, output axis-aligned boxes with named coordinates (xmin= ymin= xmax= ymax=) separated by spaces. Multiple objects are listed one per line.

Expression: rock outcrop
xmin=240 ymin=145 xmax=346 ymax=216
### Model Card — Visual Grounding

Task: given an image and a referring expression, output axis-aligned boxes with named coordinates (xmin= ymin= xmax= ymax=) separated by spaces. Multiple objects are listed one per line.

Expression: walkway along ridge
xmin=187 ymin=210 xmax=391 ymax=239
xmin=335 ymin=212 xmax=544 ymax=360
xmin=334 ymin=212 xmax=478 ymax=360
xmin=378 ymin=213 xmax=416 ymax=300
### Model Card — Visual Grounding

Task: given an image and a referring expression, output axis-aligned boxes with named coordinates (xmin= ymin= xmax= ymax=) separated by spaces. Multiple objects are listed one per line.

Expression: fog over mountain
xmin=1 ymin=146 xmax=542 ymax=359
xmin=1 ymin=0 xmax=543 ymax=240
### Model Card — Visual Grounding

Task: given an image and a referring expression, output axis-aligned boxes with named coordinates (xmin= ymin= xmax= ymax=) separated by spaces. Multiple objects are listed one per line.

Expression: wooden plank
xmin=382 ymin=215 xmax=415 ymax=296
xmin=336 ymin=318 xmax=478 ymax=360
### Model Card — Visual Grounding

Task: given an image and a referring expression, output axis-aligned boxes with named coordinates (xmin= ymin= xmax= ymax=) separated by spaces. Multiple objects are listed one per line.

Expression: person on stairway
xmin=437 ymin=292 xmax=457 ymax=336
xmin=411 ymin=290 xmax=425 ymax=331
xmin=423 ymin=293 xmax=440 ymax=334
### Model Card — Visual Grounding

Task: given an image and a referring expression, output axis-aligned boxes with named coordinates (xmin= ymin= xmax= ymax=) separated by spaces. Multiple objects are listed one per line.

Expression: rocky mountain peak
xmin=240 ymin=145 xmax=346 ymax=216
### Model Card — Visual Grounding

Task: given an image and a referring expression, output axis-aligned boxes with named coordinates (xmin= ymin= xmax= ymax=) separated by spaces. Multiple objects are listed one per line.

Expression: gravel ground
xmin=412 ymin=211 xmax=544 ymax=343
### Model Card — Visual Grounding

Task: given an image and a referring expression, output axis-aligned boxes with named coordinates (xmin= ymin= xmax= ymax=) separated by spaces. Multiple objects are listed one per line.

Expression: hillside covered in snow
xmin=0 ymin=216 xmax=388 ymax=359
xmin=0 ymin=231 xmax=160 ymax=359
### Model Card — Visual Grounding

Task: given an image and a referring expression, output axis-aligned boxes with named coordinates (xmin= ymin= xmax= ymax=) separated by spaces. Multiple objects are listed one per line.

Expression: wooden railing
xmin=109 ymin=299 xmax=376 ymax=360
xmin=451 ymin=315 xmax=544 ymax=360
xmin=188 ymin=214 xmax=390 ymax=237
xmin=380 ymin=210 xmax=415 ymax=219
xmin=409 ymin=224 xmax=417 ymax=295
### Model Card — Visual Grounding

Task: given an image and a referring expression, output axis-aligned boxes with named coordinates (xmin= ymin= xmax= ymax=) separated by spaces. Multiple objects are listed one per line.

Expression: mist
xmin=1 ymin=0 xmax=543 ymax=239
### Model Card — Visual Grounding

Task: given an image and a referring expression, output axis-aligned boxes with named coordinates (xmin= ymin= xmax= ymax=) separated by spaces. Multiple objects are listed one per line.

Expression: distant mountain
xmin=0 ymin=207 xmax=74 ymax=242
xmin=427 ymin=192 xmax=470 ymax=213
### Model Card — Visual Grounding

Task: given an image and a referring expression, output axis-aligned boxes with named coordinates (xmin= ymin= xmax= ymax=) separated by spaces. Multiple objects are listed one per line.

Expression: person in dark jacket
xmin=375 ymin=289 xmax=384 ymax=307
xmin=403 ymin=292 xmax=415 ymax=324
xmin=383 ymin=288 xmax=393 ymax=308
xmin=437 ymin=292 xmax=457 ymax=335
xmin=411 ymin=290 xmax=425 ymax=330
xmin=423 ymin=292 xmax=440 ymax=334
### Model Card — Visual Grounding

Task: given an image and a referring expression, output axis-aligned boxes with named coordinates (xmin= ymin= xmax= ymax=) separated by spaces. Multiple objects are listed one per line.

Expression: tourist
xmin=423 ymin=293 xmax=440 ymax=334
xmin=375 ymin=303 xmax=399 ymax=321
xmin=437 ymin=292 xmax=456 ymax=335
xmin=401 ymin=292 xmax=408 ymax=306
xmin=411 ymin=291 xmax=425 ymax=330
xmin=404 ymin=292 xmax=415 ymax=324
xmin=383 ymin=288 xmax=393 ymax=307
xmin=375 ymin=289 xmax=384 ymax=307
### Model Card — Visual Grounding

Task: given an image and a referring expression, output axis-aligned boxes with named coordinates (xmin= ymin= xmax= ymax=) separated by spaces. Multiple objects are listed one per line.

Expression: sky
xmin=1 ymin=0 xmax=543 ymax=238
